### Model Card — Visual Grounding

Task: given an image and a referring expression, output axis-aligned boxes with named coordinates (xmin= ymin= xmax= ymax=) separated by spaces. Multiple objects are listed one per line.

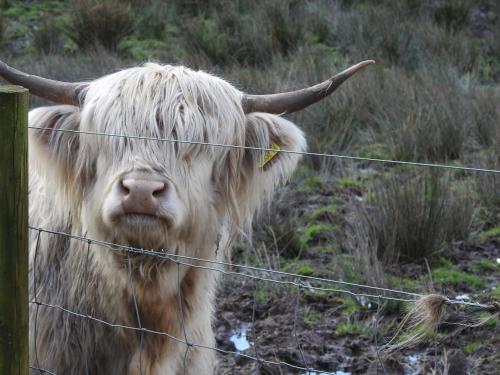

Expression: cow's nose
xmin=119 ymin=173 xmax=168 ymax=216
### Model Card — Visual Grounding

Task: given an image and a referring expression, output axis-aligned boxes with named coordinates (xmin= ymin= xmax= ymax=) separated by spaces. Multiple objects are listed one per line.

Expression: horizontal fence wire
xmin=28 ymin=126 xmax=500 ymax=174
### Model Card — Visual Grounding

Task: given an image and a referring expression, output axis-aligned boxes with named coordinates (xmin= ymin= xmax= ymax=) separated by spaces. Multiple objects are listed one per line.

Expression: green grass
xmin=303 ymin=306 xmax=322 ymax=325
xmin=389 ymin=276 xmax=419 ymax=292
xmin=463 ymin=342 xmax=482 ymax=355
xmin=358 ymin=143 xmax=393 ymax=160
xmin=301 ymin=176 xmax=324 ymax=191
xmin=339 ymin=177 xmax=364 ymax=190
xmin=296 ymin=263 xmax=314 ymax=276
xmin=301 ymin=224 xmax=333 ymax=244
xmin=477 ymin=312 xmax=498 ymax=328
xmin=473 ymin=259 xmax=500 ymax=273
xmin=489 ymin=286 xmax=500 ymax=301
xmin=480 ymin=286 xmax=500 ymax=307
xmin=333 ymin=296 xmax=363 ymax=314
xmin=120 ymin=37 xmax=170 ymax=60
xmin=309 ymin=204 xmax=338 ymax=221
xmin=256 ymin=289 xmax=266 ymax=304
xmin=432 ymin=267 xmax=484 ymax=288
xmin=477 ymin=226 xmax=500 ymax=242
xmin=281 ymin=260 xmax=316 ymax=277
xmin=335 ymin=321 xmax=369 ymax=336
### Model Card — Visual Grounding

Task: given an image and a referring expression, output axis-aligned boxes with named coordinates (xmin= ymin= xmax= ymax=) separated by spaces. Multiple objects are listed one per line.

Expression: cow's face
xmin=29 ymin=64 xmax=306 ymax=252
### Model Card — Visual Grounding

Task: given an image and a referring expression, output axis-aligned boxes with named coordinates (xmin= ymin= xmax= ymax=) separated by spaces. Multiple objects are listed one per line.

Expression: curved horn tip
xmin=341 ymin=60 xmax=376 ymax=76
xmin=241 ymin=60 xmax=377 ymax=115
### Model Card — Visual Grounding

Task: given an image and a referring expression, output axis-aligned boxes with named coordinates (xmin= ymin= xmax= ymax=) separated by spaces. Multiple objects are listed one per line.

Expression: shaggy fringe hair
xmin=29 ymin=62 xmax=306 ymax=253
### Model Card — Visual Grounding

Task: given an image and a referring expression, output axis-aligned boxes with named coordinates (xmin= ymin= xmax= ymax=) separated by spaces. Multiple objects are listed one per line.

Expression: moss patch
xmin=281 ymin=260 xmax=316 ymax=277
xmin=473 ymin=259 xmax=499 ymax=273
xmin=303 ymin=306 xmax=321 ymax=325
xmin=301 ymin=223 xmax=333 ymax=244
xmin=309 ymin=204 xmax=338 ymax=222
xmin=336 ymin=321 xmax=369 ymax=336
xmin=340 ymin=177 xmax=364 ymax=190
xmin=477 ymin=226 xmax=500 ymax=242
xmin=432 ymin=267 xmax=484 ymax=288
xmin=463 ymin=342 xmax=482 ymax=355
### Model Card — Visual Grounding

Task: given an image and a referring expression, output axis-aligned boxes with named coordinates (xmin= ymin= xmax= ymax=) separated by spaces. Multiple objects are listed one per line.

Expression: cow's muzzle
xmin=118 ymin=171 xmax=169 ymax=216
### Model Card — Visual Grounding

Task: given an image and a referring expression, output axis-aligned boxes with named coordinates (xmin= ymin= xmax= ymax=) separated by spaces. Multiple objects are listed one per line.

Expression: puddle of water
xmin=406 ymin=354 xmax=419 ymax=363
xmin=403 ymin=352 xmax=422 ymax=375
xmin=229 ymin=322 xmax=251 ymax=352
xmin=455 ymin=293 xmax=470 ymax=301
xmin=355 ymin=295 xmax=373 ymax=309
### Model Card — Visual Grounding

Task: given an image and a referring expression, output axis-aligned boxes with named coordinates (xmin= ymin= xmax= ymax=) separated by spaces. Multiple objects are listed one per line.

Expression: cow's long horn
xmin=0 ymin=60 xmax=87 ymax=105
xmin=242 ymin=60 xmax=375 ymax=114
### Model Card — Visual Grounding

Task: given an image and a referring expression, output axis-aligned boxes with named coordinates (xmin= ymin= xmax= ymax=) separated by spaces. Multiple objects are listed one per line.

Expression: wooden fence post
xmin=0 ymin=85 xmax=29 ymax=375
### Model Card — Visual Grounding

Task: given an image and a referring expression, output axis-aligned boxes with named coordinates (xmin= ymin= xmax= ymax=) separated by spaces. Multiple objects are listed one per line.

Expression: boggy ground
xmin=214 ymin=176 xmax=500 ymax=375
xmin=214 ymin=241 xmax=500 ymax=375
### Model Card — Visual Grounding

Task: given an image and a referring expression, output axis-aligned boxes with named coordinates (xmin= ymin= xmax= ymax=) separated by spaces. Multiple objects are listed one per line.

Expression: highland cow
xmin=0 ymin=59 xmax=373 ymax=374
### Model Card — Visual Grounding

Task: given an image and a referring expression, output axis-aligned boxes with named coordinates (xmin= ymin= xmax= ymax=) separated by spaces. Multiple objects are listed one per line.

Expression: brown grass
xmin=346 ymin=171 xmax=474 ymax=266
xmin=66 ymin=0 xmax=134 ymax=51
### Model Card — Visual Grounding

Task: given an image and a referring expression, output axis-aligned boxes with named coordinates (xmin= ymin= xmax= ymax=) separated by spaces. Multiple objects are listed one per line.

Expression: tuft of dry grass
xmin=66 ymin=0 xmax=134 ymax=51
xmin=33 ymin=21 xmax=64 ymax=55
xmin=476 ymin=152 xmax=500 ymax=218
xmin=385 ymin=294 xmax=448 ymax=352
xmin=346 ymin=171 xmax=474 ymax=266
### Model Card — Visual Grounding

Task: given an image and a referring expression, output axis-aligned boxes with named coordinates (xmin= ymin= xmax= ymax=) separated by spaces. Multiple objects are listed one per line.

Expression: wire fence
xmin=25 ymin=125 xmax=500 ymax=375
xmin=28 ymin=126 xmax=500 ymax=174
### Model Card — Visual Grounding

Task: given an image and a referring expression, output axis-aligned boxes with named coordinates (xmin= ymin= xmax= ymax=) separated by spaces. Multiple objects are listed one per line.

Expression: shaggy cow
xmin=0 ymin=59 xmax=373 ymax=375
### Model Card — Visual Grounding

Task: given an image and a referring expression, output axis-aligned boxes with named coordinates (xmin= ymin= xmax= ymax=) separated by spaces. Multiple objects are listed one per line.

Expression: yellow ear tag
xmin=260 ymin=141 xmax=281 ymax=168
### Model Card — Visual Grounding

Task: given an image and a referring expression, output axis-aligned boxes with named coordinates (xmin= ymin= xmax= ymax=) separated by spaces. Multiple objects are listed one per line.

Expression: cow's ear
xmin=246 ymin=113 xmax=306 ymax=175
xmin=235 ymin=113 xmax=306 ymax=224
xmin=29 ymin=105 xmax=81 ymax=183
xmin=245 ymin=112 xmax=306 ymax=179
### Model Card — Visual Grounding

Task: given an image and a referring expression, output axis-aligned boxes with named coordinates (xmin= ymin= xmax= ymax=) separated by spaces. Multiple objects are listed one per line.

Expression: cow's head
xmin=1 ymin=60 xmax=373 ymax=253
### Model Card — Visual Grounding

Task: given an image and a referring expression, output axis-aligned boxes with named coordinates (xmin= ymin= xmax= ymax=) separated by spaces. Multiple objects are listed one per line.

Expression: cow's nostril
xmin=120 ymin=179 xmax=130 ymax=195
xmin=152 ymin=183 xmax=167 ymax=198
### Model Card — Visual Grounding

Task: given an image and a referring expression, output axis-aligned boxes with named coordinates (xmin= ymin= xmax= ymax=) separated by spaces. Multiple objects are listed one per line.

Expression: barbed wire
xmin=28 ymin=226 xmax=419 ymax=303
xmin=28 ymin=126 xmax=500 ymax=174
xmin=28 ymin=226 xmax=497 ymax=315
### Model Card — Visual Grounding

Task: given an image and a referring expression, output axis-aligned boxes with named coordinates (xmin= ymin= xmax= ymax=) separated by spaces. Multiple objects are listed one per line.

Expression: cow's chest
xmin=128 ymin=264 xmax=198 ymax=368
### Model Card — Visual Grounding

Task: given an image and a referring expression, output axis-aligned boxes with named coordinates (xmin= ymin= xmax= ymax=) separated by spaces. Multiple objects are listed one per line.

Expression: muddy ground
xmin=213 ymin=182 xmax=500 ymax=375
xmin=214 ymin=241 xmax=500 ymax=374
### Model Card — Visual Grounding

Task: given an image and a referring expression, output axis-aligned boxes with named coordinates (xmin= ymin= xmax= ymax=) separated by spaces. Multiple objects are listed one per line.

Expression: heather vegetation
xmin=1 ymin=0 xmax=499 ymax=373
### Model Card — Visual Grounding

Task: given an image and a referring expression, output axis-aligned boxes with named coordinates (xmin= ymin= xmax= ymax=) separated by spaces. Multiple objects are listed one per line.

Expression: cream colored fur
xmin=28 ymin=63 xmax=306 ymax=375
